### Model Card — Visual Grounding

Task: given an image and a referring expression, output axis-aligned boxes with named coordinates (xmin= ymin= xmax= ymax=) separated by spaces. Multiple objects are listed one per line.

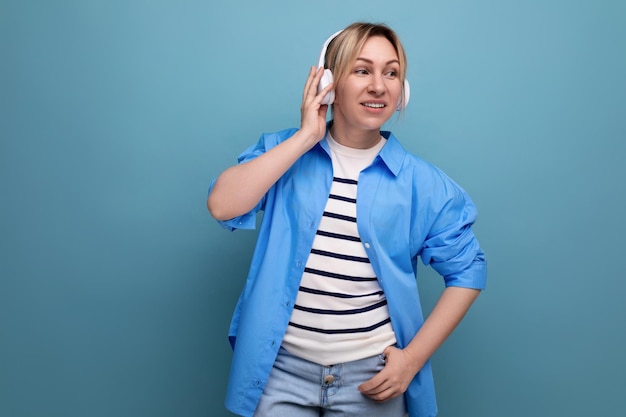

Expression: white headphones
xmin=317 ymin=30 xmax=410 ymax=110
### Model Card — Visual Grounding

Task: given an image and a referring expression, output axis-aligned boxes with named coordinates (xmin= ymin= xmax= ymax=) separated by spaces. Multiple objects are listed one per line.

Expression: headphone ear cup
xmin=396 ymin=79 xmax=411 ymax=111
xmin=318 ymin=68 xmax=335 ymax=105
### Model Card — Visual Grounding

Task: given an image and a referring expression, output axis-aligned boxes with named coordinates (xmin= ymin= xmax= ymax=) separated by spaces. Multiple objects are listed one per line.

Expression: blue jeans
xmin=253 ymin=347 xmax=407 ymax=417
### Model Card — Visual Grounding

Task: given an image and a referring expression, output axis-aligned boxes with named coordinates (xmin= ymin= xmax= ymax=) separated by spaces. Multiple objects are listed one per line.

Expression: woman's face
xmin=333 ymin=36 xmax=402 ymax=135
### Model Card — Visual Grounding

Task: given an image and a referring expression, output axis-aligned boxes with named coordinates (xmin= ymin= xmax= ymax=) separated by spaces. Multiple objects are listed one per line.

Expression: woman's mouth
xmin=362 ymin=102 xmax=386 ymax=109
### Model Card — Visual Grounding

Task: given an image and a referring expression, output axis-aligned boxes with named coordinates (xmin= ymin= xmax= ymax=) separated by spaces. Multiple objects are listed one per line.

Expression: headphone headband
xmin=317 ymin=30 xmax=343 ymax=69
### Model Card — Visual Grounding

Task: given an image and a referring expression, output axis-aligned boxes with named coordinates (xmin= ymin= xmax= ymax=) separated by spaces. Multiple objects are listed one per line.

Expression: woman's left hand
xmin=357 ymin=346 xmax=422 ymax=402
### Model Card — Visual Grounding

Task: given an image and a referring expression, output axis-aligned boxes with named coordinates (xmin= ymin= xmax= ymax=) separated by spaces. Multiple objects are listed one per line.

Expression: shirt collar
xmin=319 ymin=123 xmax=406 ymax=177
xmin=377 ymin=131 xmax=406 ymax=177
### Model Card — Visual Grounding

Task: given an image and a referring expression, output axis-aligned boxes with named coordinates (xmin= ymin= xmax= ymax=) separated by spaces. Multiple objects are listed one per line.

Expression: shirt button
xmin=364 ymin=242 xmax=370 ymax=249
xmin=323 ymin=375 xmax=335 ymax=384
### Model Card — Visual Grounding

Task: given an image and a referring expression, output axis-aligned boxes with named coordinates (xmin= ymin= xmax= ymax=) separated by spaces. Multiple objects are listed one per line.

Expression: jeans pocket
xmin=375 ymin=352 xmax=387 ymax=370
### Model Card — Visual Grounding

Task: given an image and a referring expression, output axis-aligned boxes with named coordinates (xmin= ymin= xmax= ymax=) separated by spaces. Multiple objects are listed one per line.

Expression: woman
xmin=207 ymin=22 xmax=487 ymax=417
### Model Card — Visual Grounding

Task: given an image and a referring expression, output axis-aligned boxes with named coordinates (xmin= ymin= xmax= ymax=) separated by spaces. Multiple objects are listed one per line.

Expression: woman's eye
xmin=355 ymin=69 xmax=368 ymax=75
xmin=385 ymin=70 xmax=398 ymax=78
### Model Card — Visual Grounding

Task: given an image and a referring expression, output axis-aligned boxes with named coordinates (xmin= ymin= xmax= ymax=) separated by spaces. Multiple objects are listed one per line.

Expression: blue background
xmin=1 ymin=1 xmax=625 ymax=416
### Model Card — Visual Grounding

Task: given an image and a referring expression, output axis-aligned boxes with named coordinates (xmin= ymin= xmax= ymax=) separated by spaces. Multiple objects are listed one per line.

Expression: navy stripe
xmin=294 ymin=299 xmax=388 ymax=315
xmin=329 ymin=193 xmax=357 ymax=204
xmin=288 ymin=318 xmax=392 ymax=335
xmin=299 ymin=286 xmax=383 ymax=298
xmin=310 ymin=249 xmax=369 ymax=263
xmin=323 ymin=211 xmax=356 ymax=223
xmin=333 ymin=177 xmax=358 ymax=185
xmin=304 ymin=267 xmax=376 ymax=282
xmin=316 ymin=229 xmax=361 ymax=242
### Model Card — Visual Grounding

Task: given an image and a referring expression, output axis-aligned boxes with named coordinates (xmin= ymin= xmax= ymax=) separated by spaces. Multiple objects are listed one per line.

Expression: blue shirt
xmin=209 ymin=126 xmax=487 ymax=417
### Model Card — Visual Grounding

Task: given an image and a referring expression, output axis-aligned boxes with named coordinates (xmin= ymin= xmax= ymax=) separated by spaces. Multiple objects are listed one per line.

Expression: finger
xmin=360 ymin=382 xmax=388 ymax=396
xmin=308 ymin=66 xmax=325 ymax=92
xmin=317 ymin=104 xmax=329 ymax=119
xmin=302 ymin=66 xmax=317 ymax=101
xmin=311 ymin=67 xmax=330 ymax=98
xmin=366 ymin=386 xmax=402 ymax=402
xmin=360 ymin=378 xmax=395 ymax=401
xmin=358 ymin=371 xmax=387 ymax=395
xmin=304 ymin=82 xmax=333 ymax=119
xmin=317 ymin=80 xmax=334 ymax=99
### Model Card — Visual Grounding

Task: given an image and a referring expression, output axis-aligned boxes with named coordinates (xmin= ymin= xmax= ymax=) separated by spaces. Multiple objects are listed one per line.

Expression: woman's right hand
xmin=299 ymin=66 xmax=334 ymax=145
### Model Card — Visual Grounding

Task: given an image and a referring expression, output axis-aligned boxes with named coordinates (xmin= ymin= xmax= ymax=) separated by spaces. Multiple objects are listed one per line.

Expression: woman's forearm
xmin=207 ymin=130 xmax=319 ymax=221
xmin=403 ymin=286 xmax=481 ymax=374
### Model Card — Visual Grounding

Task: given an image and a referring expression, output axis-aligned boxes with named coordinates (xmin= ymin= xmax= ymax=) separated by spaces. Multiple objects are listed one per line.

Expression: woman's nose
xmin=368 ymin=74 xmax=385 ymax=95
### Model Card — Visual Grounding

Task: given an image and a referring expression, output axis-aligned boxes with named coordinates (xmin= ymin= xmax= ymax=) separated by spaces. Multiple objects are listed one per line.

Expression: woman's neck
xmin=328 ymin=121 xmax=382 ymax=149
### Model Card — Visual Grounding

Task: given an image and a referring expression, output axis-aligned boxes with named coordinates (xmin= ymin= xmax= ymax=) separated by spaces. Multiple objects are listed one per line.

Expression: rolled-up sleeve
xmin=420 ymin=180 xmax=487 ymax=290
xmin=207 ymin=135 xmax=273 ymax=232
xmin=207 ymin=129 xmax=298 ymax=232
